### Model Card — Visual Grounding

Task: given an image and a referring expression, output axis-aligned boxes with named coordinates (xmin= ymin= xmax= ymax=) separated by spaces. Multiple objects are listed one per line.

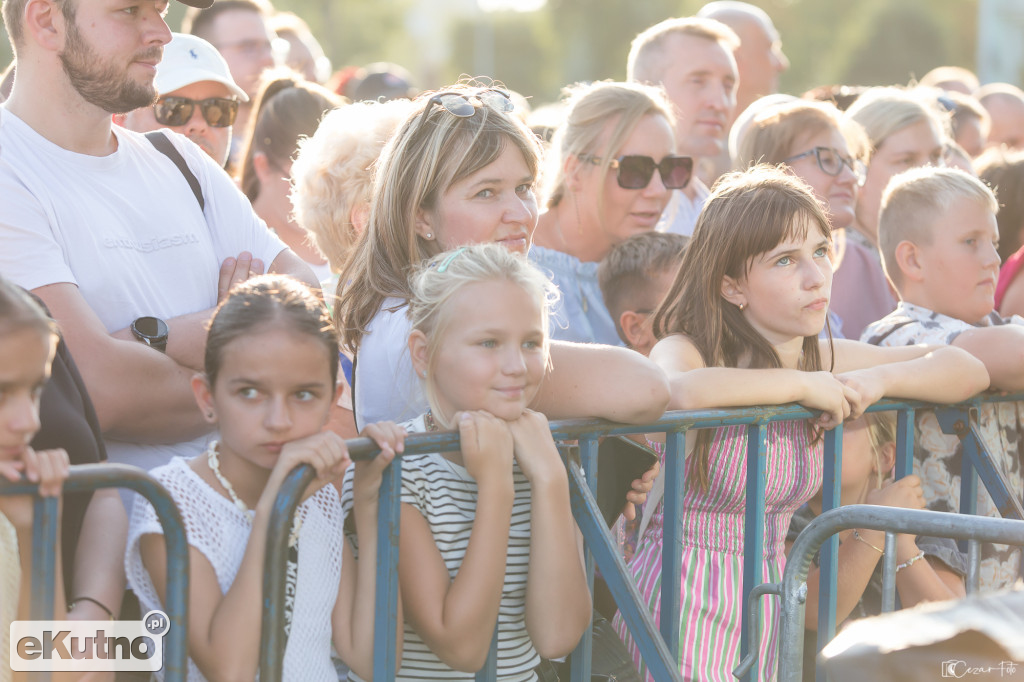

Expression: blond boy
xmin=863 ymin=166 xmax=1023 ymax=590
xmin=598 ymin=232 xmax=688 ymax=356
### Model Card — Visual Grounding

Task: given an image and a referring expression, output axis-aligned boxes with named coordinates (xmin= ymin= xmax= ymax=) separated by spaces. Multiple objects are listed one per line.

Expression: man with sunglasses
xmin=119 ymin=33 xmax=246 ymax=168
xmin=0 ymin=0 xmax=317 ymax=482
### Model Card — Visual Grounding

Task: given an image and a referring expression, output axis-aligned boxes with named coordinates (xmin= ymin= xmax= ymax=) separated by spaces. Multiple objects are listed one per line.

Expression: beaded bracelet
xmin=852 ymin=529 xmax=884 ymax=554
xmin=896 ymin=551 xmax=926 ymax=572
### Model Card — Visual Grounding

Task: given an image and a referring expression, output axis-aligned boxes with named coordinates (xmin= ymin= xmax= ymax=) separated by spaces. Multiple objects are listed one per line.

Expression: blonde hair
xmin=861 ymin=411 xmax=897 ymax=489
xmin=291 ymin=99 xmax=414 ymax=272
xmin=408 ymin=244 xmax=559 ymax=428
xmin=627 ymin=17 xmax=740 ymax=85
xmin=878 ymin=166 xmax=998 ymax=288
xmin=544 ymin=80 xmax=676 ymax=209
xmin=334 ymin=83 xmax=543 ymax=354
xmin=738 ymin=100 xmax=868 ymax=169
xmin=844 ymin=87 xmax=949 ymax=161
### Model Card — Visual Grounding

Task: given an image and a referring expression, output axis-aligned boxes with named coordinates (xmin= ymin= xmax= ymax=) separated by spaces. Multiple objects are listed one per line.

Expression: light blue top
xmin=528 ymin=245 xmax=623 ymax=346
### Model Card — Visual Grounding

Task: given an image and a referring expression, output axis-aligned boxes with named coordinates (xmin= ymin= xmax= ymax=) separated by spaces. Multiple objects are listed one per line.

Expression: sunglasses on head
xmin=153 ymin=96 xmax=239 ymax=128
xmin=579 ymin=153 xmax=693 ymax=190
xmin=415 ymin=88 xmax=515 ymax=130
xmin=783 ymin=146 xmax=867 ymax=186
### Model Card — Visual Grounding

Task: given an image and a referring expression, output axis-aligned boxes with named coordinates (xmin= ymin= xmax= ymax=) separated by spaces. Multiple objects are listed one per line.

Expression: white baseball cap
xmin=155 ymin=33 xmax=249 ymax=102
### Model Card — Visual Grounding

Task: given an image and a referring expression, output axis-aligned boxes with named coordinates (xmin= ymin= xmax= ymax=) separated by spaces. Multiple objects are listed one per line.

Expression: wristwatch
xmin=130 ymin=316 xmax=169 ymax=353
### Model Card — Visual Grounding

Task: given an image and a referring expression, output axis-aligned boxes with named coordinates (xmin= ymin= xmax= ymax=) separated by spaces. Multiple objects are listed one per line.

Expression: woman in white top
xmin=331 ymin=83 xmax=670 ymax=436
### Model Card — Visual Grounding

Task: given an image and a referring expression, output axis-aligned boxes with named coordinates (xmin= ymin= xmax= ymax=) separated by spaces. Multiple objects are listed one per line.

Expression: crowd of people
xmin=0 ymin=0 xmax=1021 ymax=680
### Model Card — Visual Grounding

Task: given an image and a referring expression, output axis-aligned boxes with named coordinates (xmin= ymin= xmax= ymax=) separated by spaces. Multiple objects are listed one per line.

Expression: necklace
xmin=205 ymin=441 xmax=302 ymax=546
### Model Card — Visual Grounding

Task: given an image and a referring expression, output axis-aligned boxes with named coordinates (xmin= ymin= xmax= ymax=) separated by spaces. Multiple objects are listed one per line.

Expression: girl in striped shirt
xmin=613 ymin=166 xmax=987 ymax=681
xmin=384 ymin=243 xmax=592 ymax=680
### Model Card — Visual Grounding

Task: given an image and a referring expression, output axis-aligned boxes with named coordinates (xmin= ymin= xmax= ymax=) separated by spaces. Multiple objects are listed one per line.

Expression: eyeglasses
xmin=415 ymin=88 xmax=514 ymax=130
xmin=153 ymin=96 xmax=239 ymax=128
xmin=579 ymin=154 xmax=693 ymax=190
xmin=783 ymin=146 xmax=867 ymax=186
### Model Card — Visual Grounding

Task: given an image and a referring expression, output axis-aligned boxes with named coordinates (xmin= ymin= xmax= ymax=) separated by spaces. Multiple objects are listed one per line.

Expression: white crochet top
xmin=125 ymin=457 xmax=345 ymax=681
xmin=0 ymin=512 xmax=18 ymax=682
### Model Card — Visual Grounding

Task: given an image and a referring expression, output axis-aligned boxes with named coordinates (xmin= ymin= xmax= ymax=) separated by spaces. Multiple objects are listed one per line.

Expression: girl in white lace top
xmin=125 ymin=276 xmax=405 ymax=681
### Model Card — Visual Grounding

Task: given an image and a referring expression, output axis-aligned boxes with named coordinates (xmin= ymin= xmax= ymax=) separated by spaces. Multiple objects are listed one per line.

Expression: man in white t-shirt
xmin=627 ymin=17 xmax=739 ymax=236
xmin=0 ymin=0 xmax=317 ymax=473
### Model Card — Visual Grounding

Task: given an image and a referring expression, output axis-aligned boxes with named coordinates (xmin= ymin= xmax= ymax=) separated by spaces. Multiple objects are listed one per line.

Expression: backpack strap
xmin=145 ymin=131 xmax=204 ymax=212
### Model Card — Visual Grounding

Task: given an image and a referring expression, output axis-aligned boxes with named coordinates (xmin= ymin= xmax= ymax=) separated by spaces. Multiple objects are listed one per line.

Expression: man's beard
xmin=59 ymin=19 xmax=161 ymax=114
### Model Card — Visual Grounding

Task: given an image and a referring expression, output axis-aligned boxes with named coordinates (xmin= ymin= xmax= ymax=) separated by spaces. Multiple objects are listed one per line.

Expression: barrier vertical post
xmin=740 ymin=423 xmax=767 ymax=682
xmin=569 ymin=436 xmax=598 ymax=682
xmin=374 ymin=457 xmax=402 ymax=682
xmin=660 ymin=429 xmax=686 ymax=663
xmin=815 ymin=425 xmax=842 ymax=682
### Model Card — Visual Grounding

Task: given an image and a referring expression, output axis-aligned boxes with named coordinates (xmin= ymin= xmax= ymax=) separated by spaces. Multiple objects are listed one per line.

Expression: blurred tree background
xmin=1 ymin=0 xmax=982 ymax=105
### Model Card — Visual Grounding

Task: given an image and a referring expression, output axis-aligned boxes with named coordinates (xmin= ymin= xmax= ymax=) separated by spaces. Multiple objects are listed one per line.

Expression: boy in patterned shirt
xmin=863 ymin=166 xmax=1022 ymax=590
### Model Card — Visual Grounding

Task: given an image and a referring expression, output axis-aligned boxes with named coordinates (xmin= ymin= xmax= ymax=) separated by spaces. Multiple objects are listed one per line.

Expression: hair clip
xmin=437 ymin=246 xmax=468 ymax=273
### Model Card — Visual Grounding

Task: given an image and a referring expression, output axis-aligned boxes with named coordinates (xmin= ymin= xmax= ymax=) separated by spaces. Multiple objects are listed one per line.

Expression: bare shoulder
xmin=650 ymin=334 xmax=705 ymax=372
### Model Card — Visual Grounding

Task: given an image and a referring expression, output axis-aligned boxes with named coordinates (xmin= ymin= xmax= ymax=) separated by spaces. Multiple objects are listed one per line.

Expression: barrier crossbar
xmin=0 ymin=463 xmax=190 ymax=682
xmin=256 ymin=392 xmax=1024 ymax=682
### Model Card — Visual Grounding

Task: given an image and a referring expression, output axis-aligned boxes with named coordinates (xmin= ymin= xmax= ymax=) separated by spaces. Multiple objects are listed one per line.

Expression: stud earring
xmin=206 ymin=411 xmax=215 ymax=419
xmin=425 ymin=232 xmax=433 ymax=240
xmin=739 ymin=303 xmax=746 ymax=311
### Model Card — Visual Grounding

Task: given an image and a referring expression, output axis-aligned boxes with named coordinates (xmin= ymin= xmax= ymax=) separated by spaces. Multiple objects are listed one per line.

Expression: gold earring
xmin=739 ymin=302 xmax=746 ymax=311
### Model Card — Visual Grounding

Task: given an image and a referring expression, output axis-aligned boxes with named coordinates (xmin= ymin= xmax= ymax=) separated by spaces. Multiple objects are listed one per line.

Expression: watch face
xmin=135 ymin=316 xmax=168 ymax=339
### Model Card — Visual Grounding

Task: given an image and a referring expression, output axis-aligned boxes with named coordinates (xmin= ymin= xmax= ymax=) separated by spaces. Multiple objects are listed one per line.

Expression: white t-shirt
xmin=656 ymin=179 xmax=710 ymax=237
xmin=0 ymin=110 xmax=286 ymax=471
xmin=353 ymin=297 xmax=425 ymax=428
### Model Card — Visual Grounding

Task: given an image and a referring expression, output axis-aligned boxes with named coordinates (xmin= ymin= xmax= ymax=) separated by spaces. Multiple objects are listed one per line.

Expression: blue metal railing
xmin=0 ymin=463 xmax=190 ymax=682
xmin=256 ymin=392 xmax=1024 ymax=682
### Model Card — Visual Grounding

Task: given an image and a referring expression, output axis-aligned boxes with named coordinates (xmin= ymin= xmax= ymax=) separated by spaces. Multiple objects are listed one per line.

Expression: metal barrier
xmin=0 ymin=463 xmax=190 ymax=682
xmin=778 ymin=505 xmax=1024 ymax=682
xmin=258 ymin=392 xmax=1024 ymax=682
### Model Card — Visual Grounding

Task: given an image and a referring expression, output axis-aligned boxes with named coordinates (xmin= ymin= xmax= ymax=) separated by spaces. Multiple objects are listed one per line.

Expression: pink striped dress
xmin=613 ymin=421 xmax=822 ymax=681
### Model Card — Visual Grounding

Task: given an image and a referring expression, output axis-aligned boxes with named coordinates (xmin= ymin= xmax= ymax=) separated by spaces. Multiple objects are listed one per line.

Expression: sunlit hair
xmin=291 ymin=99 xmax=414 ymax=272
xmin=408 ymin=244 xmax=559 ymax=429
xmin=862 ymin=411 xmax=896 ymax=489
xmin=237 ymin=70 xmax=344 ymax=201
xmin=976 ymin=147 xmax=1024 ymax=263
xmin=627 ymin=17 xmax=740 ymax=85
xmin=652 ymin=166 xmax=834 ymax=489
xmin=333 ymin=82 xmax=543 ymax=354
xmin=544 ymin=80 xmax=675 ymax=209
xmin=0 ymin=275 xmax=58 ymax=340
xmin=878 ymin=166 xmax=997 ymax=288
xmin=844 ymin=87 xmax=949 ymax=161
xmin=738 ymin=100 xmax=869 ymax=170
xmin=205 ymin=275 xmax=339 ymax=388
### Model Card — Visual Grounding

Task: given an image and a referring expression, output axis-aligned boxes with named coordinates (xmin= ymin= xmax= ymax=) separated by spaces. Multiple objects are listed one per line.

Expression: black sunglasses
xmin=415 ymin=88 xmax=514 ymax=130
xmin=579 ymin=153 xmax=693 ymax=190
xmin=153 ymin=96 xmax=239 ymax=128
xmin=783 ymin=146 xmax=866 ymax=186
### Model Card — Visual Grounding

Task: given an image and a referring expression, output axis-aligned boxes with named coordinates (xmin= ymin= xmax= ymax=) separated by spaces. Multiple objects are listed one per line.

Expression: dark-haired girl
xmin=126 ymin=276 xmax=403 ymax=681
xmin=613 ymin=167 xmax=987 ymax=681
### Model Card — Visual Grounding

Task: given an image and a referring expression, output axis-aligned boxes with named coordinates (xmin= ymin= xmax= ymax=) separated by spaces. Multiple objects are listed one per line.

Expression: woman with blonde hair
xmin=291 ymin=99 xmax=414 ymax=284
xmin=333 ymin=83 xmax=669 ymax=431
xmin=532 ymin=80 xmax=689 ymax=344
xmin=832 ymin=87 xmax=949 ymax=339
